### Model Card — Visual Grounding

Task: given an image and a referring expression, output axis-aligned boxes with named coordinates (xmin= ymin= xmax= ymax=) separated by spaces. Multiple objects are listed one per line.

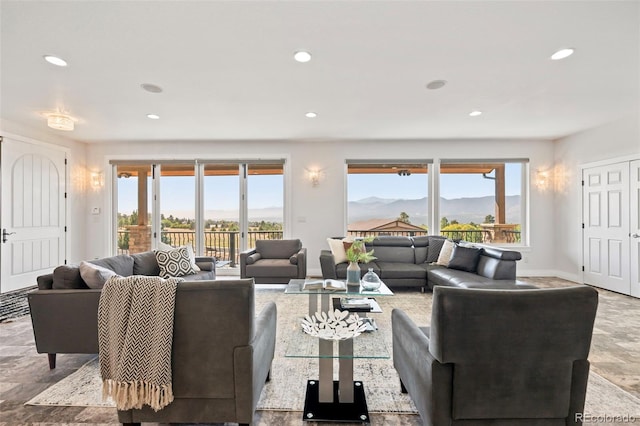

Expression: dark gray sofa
xmin=240 ymin=239 xmax=307 ymax=284
xmin=28 ymin=251 xmax=216 ymax=368
xmin=320 ymin=236 xmax=534 ymax=290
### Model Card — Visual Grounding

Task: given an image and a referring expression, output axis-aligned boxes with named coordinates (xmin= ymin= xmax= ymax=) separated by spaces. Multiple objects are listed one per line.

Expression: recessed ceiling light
xmin=469 ymin=110 xmax=482 ymax=117
xmin=141 ymin=83 xmax=163 ymax=93
xmin=550 ymin=48 xmax=575 ymax=60
xmin=305 ymin=112 xmax=317 ymax=118
xmin=146 ymin=114 xmax=160 ymax=120
xmin=43 ymin=55 xmax=68 ymax=67
xmin=294 ymin=51 xmax=312 ymax=63
xmin=426 ymin=80 xmax=447 ymax=90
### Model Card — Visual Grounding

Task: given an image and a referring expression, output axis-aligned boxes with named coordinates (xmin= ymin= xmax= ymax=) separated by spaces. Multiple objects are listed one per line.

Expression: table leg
xmin=338 ymin=338 xmax=354 ymax=403
xmin=318 ymin=293 xmax=333 ymax=403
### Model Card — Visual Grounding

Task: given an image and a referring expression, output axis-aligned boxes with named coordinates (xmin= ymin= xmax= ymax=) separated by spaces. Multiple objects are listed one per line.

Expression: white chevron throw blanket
xmin=98 ymin=275 xmax=183 ymax=411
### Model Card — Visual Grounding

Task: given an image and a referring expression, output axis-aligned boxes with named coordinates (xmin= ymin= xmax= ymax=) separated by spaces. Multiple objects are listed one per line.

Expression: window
xmin=346 ymin=161 xmax=430 ymax=237
xmin=112 ymin=159 xmax=285 ymax=273
xmin=438 ymin=160 xmax=526 ymax=244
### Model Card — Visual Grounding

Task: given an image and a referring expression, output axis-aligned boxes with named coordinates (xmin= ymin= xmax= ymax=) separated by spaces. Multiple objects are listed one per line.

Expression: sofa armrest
xmin=27 ymin=289 xmax=101 ymax=356
xmin=194 ymin=256 xmax=216 ymax=272
xmin=392 ymin=308 xmax=453 ymax=424
xmin=37 ymin=273 xmax=54 ymax=290
xmin=481 ymin=247 xmax=522 ymax=261
xmin=233 ymin=301 xmax=277 ymax=424
xmin=319 ymin=250 xmax=338 ymax=279
xmin=291 ymin=248 xmax=307 ymax=278
xmin=240 ymin=248 xmax=258 ymax=278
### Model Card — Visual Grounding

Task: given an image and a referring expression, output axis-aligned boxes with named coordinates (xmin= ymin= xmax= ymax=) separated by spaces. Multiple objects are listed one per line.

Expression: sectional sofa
xmin=320 ymin=236 xmax=535 ymax=290
xmin=28 ymin=250 xmax=216 ymax=368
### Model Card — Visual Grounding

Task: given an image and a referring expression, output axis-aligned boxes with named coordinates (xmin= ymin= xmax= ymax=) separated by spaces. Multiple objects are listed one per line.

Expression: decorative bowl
xmin=300 ymin=309 xmax=367 ymax=341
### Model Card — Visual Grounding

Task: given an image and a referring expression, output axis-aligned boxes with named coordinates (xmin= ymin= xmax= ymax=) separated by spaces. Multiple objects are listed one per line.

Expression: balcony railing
xmin=348 ymin=229 xmax=520 ymax=244
xmin=117 ymin=230 xmax=283 ymax=266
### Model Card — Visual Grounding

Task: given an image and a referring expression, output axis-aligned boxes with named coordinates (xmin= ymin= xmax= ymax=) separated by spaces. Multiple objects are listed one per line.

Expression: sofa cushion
xmin=131 ymin=251 xmax=161 ymax=276
xmin=447 ymin=245 xmax=483 ymax=273
xmin=412 ymin=236 xmax=429 ymax=264
xmin=371 ymin=245 xmax=415 ymax=263
xmin=375 ymin=262 xmax=427 ymax=279
xmin=435 ymin=239 xmax=455 ymax=266
xmin=52 ymin=265 xmax=88 ymax=289
xmin=79 ymin=261 xmax=117 ymax=289
xmin=256 ymin=239 xmax=301 ymax=259
xmin=91 ymin=254 xmax=135 ymax=277
xmin=155 ymin=247 xmax=197 ymax=278
xmin=181 ymin=270 xmax=216 ymax=281
xmin=426 ymin=236 xmax=447 ymax=263
xmin=245 ymin=259 xmax=298 ymax=278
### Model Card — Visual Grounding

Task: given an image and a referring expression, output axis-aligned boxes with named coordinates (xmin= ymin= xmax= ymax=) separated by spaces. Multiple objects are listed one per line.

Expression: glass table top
xmin=285 ymin=279 xmax=394 ymax=297
xmin=285 ymin=325 xmax=390 ymax=359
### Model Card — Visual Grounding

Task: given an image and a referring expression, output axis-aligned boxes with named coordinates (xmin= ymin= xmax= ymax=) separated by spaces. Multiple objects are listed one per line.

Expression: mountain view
xmin=348 ymin=196 xmax=521 ymax=226
xmin=163 ymin=195 xmax=520 ymax=225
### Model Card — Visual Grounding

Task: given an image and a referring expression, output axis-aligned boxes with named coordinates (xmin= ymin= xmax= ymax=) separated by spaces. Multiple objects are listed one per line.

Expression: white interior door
xmin=630 ymin=160 xmax=640 ymax=298
xmin=582 ymin=162 xmax=631 ymax=295
xmin=1 ymin=137 xmax=66 ymax=293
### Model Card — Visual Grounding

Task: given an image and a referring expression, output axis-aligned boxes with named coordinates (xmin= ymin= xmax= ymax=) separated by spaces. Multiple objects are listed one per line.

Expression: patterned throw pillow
xmin=154 ymin=247 xmax=197 ymax=278
xmin=426 ymin=236 xmax=447 ymax=263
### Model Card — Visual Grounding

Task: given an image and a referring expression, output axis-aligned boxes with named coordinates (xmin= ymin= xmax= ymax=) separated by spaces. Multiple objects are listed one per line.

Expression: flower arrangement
xmin=345 ymin=238 xmax=376 ymax=264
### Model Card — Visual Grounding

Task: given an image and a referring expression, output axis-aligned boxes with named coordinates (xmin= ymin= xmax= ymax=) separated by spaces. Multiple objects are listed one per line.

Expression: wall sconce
xmin=90 ymin=171 xmax=104 ymax=190
xmin=306 ymin=168 xmax=324 ymax=187
xmin=534 ymin=168 xmax=552 ymax=192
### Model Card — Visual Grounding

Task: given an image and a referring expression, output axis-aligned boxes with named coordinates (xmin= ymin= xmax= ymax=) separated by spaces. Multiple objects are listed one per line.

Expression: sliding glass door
xmin=112 ymin=160 xmax=285 ymax=274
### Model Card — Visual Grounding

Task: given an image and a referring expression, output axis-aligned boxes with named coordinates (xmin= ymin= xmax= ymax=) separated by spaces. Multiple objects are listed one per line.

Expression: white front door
xmin=582 ymin=162 xmax=631 ymax=295
xmin=0 ymin=137 xmax=67 ymax=293
xmin=630 ymin=160 xmax=640 ymax=298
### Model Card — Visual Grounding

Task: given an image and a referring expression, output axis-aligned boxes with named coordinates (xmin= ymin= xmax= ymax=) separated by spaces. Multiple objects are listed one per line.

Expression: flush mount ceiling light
xmin=294 ymin=51 xmax=312 ymax=63
xmin=141 ymin=83 xmax=163 ymax=93
xmin=469 ymin=110 xmax=483 ymax=117
xmin=47 ymin=113 xmax=74 ymax=131
xmin=146 ymin=114 xmax=160 ymax=120
xmin=426 ymin=80 xmax=447 ymax=90
xmin=43 ymin=55 xmax=68 ymax=67
xmin=305 ymin=112 xmax=317 ymax=118
xmin=551 ymin=48 xmax=575 ymax=60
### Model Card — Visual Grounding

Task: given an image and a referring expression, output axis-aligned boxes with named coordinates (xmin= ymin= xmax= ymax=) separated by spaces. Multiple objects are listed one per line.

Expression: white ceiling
xmin=1 ymin=1 xmax=638 ymax=144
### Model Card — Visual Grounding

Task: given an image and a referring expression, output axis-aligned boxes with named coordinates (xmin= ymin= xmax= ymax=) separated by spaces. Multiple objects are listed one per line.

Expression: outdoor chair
xmin=392 ymin=285 xmax=598 ymax=425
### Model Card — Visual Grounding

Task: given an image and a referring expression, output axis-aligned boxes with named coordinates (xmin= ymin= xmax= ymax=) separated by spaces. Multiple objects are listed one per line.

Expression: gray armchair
xmin=392 ymin=286 xmax=598 ymax=425
xmin=117 ymin=279 xmax=277 ymax=426
xmin=240 ymin=239 xmax=307 ymax=284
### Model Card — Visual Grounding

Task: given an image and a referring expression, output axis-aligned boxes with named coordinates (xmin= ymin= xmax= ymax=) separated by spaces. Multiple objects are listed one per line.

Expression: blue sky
xmin=118 ymin=164 xmax=521 ymax=215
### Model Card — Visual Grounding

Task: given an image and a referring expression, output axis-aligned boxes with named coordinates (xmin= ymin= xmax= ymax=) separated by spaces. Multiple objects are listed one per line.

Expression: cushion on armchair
xmin=256 ymin=239 xmax=302 ymax=258
xmin=245 ymin=253 xmax=262 ymax=265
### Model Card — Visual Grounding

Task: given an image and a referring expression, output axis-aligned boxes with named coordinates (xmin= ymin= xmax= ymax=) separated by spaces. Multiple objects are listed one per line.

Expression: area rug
xmin=25 ymin=290 xmax=640 ymax=417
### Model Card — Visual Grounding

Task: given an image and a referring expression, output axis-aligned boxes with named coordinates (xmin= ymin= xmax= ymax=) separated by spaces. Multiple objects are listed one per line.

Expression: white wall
xmin=553 ymin=114 xmax=640 ymax=282
xmin=0 ymin=119 xmax=88 ymax=263
xmin=86 ymin=138 xmax=556 ymax=276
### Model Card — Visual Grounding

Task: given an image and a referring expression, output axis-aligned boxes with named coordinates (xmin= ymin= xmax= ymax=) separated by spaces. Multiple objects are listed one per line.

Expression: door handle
xmin=632 ymin=233 xmax=640 ymax=238
xmin=2 ymin=229 xmax=16 ymax=243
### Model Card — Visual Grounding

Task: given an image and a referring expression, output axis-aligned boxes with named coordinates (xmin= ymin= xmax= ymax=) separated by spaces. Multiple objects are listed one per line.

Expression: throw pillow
xmin=447 ymin=245 xmax=483 ymax=273
xmin=426 ymin=236 xmax=447 ymax=263
xmin=327 ymin=238 xmax=348 ymax=264
xmin=155 ymin=247 xmax=197 ymax=278
xmin=158 ymin=242 xmax=200 ymax=272
xmin=435 ymin=239 xmax=455 ymax=267
xmin=79 ymin=261 xmax=117 ymax=289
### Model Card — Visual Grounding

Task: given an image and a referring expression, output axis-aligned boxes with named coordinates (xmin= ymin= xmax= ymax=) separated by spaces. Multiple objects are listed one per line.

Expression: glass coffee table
xmin=285 ymin=279 xmax=394 ymax=424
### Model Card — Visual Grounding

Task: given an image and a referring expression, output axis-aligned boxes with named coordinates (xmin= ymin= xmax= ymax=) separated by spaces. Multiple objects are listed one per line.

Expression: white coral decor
xmin=300 ymin=309 xmax=367 ymax=341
